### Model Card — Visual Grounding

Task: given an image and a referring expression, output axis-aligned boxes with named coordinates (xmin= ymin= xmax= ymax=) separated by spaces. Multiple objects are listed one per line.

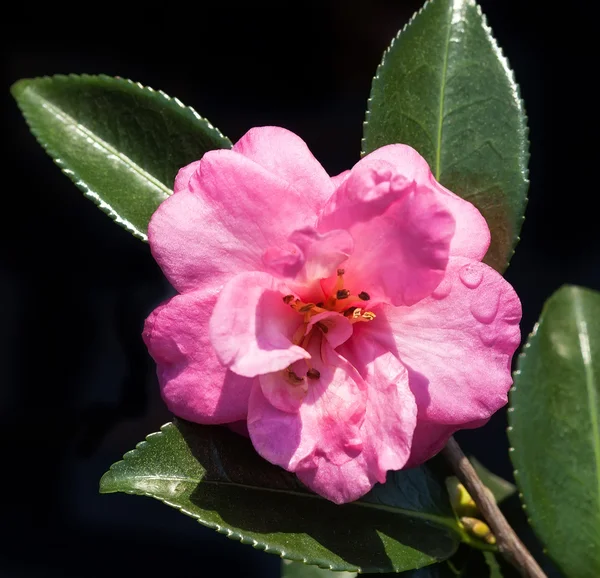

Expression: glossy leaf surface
xmin=509 ymin=285 xmax=600 ymax=577
xmin=363 ymin=0 xmax=529 ymax=271
xmin=100 ymin=421 xmax=460 ymax=573
xmin=11 ymin=74 xmax=231 ymax=240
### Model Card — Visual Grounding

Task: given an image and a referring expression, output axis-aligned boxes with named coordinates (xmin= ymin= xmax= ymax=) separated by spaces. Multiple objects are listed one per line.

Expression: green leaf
xmin=470 ymin=457 xmax=516 ymax=505
xmin=281 ymin=560 xmax=356 ymax=578
xmin=483 ymin=552 xmax=504 ymax=578
xmin=509 ymin=285 xmax=600 ymax=578
xmin=11 ymin=74 xmax=231 ymax=240
xmin=362 ymin=0 xmax=529 ymax=272
xmin=100 ymin=420 xmax=460 ymax=573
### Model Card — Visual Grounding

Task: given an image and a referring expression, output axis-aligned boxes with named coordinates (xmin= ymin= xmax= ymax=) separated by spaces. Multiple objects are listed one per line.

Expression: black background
xmin=2 ymin=1 xmax=595 ymax=577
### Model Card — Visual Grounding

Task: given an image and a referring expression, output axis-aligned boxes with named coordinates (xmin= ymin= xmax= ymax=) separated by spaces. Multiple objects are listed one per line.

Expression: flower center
xmin=281 ymin=269 xmax=376 ymax=383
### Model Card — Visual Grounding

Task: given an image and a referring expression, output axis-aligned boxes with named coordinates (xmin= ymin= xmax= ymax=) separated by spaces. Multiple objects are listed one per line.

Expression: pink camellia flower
xmin=143 ymin=127 xmax=521 ymax=504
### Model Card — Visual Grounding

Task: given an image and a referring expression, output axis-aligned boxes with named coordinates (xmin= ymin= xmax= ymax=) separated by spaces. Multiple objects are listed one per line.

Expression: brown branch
xmin=441 ymin=437 xmax=547 ymax=578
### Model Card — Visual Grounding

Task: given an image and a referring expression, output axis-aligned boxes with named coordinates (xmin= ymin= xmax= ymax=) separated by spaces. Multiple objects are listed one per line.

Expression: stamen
xmin=336 ymin=289 xmax=351 ymax=300
xmin=315 ymin=321 xmax=329 ymax=334
xmin=285 ymin=368 xmax=305 ymax=385
xmin=337 ymin=268 xmax=345 ymax=276
xmin=347 ymin=307 xmax=376 ymax=323
xmin=283 ymin=294 xmax=294 ymax=304
xmin=299 ymin=303 xmax=315 ymax=313
xmin=343 ymin=306 xmax=358 ymax=317
xmin=292 ymin=324 xmax=306 ymax=345
xmin=306 ymin=368 xmax=321 ymax=380
xmin=358 ymin=291 xmax=370 ymax=301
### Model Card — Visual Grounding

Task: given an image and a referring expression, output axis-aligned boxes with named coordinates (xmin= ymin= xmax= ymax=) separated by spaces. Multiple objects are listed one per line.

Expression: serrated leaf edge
xmin=508 ymin=285 xmax=600 ymax=566
xmin=11 ymin=74 xmax=232 ymax=242
xmin=99 ymin=423 xmax=459 ymax=574
xmin=361 ymin=0 xmax=530 ymax=273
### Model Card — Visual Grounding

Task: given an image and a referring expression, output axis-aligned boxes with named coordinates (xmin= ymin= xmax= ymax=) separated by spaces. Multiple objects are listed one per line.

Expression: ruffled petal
xmin=248 ymin=339 xmax=368 ymax=502
xmin=338 ymin=332 xmax=417 ymax=478
xmin=381 ymin=256 xmax=522 ymax=464
xmin=318 ymin=156 xmax=455 ymax=306
xmin=142 ymin=288 xmax=253 ymax=424
xmin=319 ymin=158 xmax=415 ymax=231
xmin=209 ymin=271 xmax=310 ymax=378
xmin=233 ymin=126 xmax=335 ymax=211
xmin=262 ymin=227 xmax=353 ymax=295
xmin=296 ymin=336 xmax=417 ymax=504
xmin=149 ymin=146 xmax=323 ymax=294
xmin=364 ymin=144 xmax=490 ymax=261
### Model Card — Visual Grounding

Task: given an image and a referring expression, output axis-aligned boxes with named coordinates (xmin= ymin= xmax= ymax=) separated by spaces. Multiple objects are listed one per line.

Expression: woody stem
xmin=441 ymin=437 xmax=547 ymax=578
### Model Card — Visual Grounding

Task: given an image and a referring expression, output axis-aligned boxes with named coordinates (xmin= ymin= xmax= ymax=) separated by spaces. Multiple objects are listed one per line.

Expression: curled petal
xmin=248 ymin=339 xmax=368 ymax=502
xmin=296 ymin=338 xmax=417 ymax=504
xmin=143 ymin=288 xmax=253 ymax=424
xmin=320 ymin=158 xmax=415 ymax=230
xmin=319 ymin=155 xmax=455 ymax=306
xmin=381 ymin=257 xmax=522 ymax=464
xmin=263 ymin=227 xmax=353 ymax=287
xmin=209 ymin=271 xmax=309 ymax=378
xmin=364 ymin=144 xmax=490 ymax=261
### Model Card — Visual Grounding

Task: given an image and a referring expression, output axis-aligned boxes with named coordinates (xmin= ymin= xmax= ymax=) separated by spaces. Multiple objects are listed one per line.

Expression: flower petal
xmin=319 ymin=156 xmax=455 ymax=306
xmin=381 ymin=257 xmax=522 ymax=464
xmin=233 ymin=126 xmax=335 ymax=211
xmin=296 ymin=337 xmax=417 ymax=504
xmin=331 ymin=169 xmax=350 ymax=189
xmin=319 ymin=158 xmax=415 ymax=231
xmin=149 ymin=146 xmax=323 ymax=294
xmin=364 ymin=144 xmax=490 ymax=260
xmin=306 ymin=311 xmax=353 ymax=349
xmin=142 ymin=288 xmax=253 ymax=424
xmin=248 ymin=338 xmax=368 ymax=502
xmin=324 ymin=185 xmax=455 ymax=307
xmin=173 ymin=160 xmax=201 ymax=193
xmin=263 ymin=227 xmax=354 ymax=300
xmin=209 ymin=271 xmax=310 ymax=378
xmin=338 ymin=332 xmax=417 ymax=478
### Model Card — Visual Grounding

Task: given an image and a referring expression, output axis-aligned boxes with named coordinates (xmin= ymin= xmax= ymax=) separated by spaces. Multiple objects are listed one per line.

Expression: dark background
xmin=2 ymin=1 xmax=595 ymax=577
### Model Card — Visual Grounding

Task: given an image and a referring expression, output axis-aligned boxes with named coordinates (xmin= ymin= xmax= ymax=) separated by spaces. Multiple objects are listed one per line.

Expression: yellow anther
xmin=343 ymin=306 xmax=358 ymax=317
xmin=361 ymin=311 xmax=376 ymax=321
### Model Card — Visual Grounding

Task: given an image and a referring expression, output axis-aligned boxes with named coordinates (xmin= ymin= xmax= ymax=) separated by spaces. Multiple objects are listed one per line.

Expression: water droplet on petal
xmin=470 ymin=292 xmax=500 ymax=324
xmin=459 ymin=263 xmax=483 ymax=289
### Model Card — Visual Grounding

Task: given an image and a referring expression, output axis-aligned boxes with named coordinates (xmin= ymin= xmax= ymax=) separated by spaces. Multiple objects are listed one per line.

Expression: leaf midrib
xmin=572 ymin=291 xmax=600 ymax=526
xmin=435 ymin=1 xmax=454 ymax=180
xmin=111 ymin=473 xmax=460 ymax=534
xmin=23 ymin=86 xmax=173 ymax=197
